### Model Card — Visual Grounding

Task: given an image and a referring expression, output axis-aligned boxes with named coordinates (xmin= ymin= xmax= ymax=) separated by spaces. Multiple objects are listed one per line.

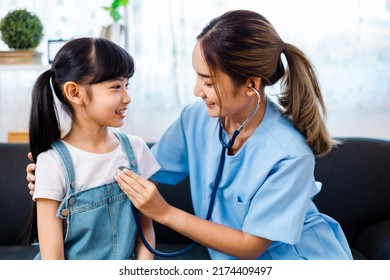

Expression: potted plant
xmin=0 ymin=9 xmax=44 ymax=64
xmin=100 ymin=0 xmax=130 ymax=48
xmin=103 ymin=0 xmax=130 ymax=22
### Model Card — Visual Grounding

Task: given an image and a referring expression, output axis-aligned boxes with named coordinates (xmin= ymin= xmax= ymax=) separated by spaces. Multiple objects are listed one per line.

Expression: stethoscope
xmin=124 ymin=85 xmax=261 ymax=258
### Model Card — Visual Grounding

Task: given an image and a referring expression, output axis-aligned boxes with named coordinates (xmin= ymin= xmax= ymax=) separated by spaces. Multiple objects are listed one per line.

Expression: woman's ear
xmin=63 ymin=82 xmax=83 ymax=105
xmin=245 ymin=77 xmax=262 ymax=96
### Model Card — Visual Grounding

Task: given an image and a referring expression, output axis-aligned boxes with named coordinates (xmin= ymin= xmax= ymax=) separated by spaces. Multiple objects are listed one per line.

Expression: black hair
xmin=29 ymin=37 xmax=135 ymax=162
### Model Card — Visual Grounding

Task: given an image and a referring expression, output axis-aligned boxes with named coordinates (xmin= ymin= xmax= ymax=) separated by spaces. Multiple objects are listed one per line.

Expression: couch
xmin=0 ymin=137 xmax=389 ymax=260
xmin=313 ymin=137 xmax=390 ymax=259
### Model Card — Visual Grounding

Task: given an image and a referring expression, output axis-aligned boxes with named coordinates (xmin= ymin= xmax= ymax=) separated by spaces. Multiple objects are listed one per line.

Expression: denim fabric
xmin=35 ymin=132 xmax=137 ymax=260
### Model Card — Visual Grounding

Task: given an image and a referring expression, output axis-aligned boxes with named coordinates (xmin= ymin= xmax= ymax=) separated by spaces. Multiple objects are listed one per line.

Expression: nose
xmin=122 ymin=89 xmax=131 ymax=104
xmin=193 ymin=79 xmax=205 ymax=99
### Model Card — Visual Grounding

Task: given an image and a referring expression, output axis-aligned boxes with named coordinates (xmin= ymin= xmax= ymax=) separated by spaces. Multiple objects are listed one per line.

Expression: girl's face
xmin=192 ymin=41 xmax=250 ymax=119
xmin=80 ymin=77 xmax=131 ymax=128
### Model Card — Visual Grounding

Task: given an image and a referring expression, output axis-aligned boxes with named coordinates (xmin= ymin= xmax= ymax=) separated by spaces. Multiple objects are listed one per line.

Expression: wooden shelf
xmin=8 ymin=131 xmax=29 ymax=143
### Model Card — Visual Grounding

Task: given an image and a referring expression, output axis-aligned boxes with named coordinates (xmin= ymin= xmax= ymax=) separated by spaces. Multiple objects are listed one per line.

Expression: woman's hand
xmin=26 ymin=152 xmax=36 ymax=196
xmin=115 ymin=169 xmax=169 ymax=222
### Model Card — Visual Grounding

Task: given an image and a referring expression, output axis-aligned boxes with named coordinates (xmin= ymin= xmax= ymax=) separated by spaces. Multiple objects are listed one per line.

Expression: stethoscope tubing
xmin=133 ymin=87 xmax=261 ymax=258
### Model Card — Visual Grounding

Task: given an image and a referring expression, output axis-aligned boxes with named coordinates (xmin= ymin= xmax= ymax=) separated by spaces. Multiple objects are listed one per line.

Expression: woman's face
xmin=192 ymin=41 xmax=250 ymax=119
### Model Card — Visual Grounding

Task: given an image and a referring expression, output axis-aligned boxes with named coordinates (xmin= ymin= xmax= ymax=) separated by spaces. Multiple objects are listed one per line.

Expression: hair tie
xmin=281 ymin=42 xmax=287 ymax=53
xmin=49 ymin=76 xmax=56 ymax=96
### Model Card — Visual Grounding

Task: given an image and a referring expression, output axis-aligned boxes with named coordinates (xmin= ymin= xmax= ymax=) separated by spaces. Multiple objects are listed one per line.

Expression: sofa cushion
xmin=0 ymin=143 xmax=34 ymax=246
xmin=355 ymin=221 xmax=390 ymax=260
xmin=0 ymin=245 xmax=39 ymax=260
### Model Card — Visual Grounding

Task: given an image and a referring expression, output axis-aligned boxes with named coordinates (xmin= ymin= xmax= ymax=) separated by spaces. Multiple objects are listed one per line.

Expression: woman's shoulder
xmin=261 ymin=100 xmax=313 ymax=158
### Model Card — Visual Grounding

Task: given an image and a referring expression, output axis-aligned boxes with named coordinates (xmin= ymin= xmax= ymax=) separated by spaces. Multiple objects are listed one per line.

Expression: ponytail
xmin=278 ymin=44 xmax=337 ymax=157
xmin=29 ymin=69 xmax=62 ymax=162
xmin=24 ymin=70 xmax=63 ymax=246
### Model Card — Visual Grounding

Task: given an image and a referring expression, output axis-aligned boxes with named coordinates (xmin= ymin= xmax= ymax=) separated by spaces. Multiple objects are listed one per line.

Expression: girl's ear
xmin=63 ymin=82 xmax=83 ymax=105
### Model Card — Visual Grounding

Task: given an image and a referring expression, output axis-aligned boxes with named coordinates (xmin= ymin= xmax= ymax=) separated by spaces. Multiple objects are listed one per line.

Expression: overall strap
xmin=52 ymin=140 xmax=76 ymax=194
xmin=114 ymin=131 xmax=139 ymax=174
xmin=113 ymin=134 xmax=198 ymax=257
xmin=52 ymin=140 xmax=76 ymax=219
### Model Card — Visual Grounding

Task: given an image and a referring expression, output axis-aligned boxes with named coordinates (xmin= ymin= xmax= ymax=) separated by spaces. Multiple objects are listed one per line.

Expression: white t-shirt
xmin=33 ymin=134 xmax=160 ymax=202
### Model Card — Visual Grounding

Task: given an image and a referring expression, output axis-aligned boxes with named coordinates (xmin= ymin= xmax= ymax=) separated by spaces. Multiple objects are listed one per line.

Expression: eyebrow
xmin=196 ymin=72 xmax=211 ymax=79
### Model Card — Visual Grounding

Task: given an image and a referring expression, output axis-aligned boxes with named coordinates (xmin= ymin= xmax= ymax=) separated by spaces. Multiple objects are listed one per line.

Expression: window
xmin=0 ymin=0 xmax=388 ymax=142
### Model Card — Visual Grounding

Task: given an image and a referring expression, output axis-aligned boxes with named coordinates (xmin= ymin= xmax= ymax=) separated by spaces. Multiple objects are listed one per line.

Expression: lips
xmin=205 ymin=101 xmax=216 ymax=108
xmin=116 ymin=108 xmax=127 ymax=117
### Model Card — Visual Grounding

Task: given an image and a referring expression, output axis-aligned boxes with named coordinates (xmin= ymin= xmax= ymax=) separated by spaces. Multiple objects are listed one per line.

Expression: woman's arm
xmin=115 ymin=170 xmax=272 ymax=259
xmin=134 ymin=213 xmax=155 ymax=260
xmin=36 ymin=198 xmax=65 ymax=259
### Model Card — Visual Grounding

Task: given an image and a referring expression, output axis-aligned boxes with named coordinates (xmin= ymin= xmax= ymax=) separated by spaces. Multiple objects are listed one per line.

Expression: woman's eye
xmin=204 ymin=82 xmax=213 ymax=87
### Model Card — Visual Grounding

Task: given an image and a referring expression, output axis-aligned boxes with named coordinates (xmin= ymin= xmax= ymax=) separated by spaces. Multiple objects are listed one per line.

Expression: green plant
xmin=0 ymin=9 xmax=44 ymax=50
xmin=103 ymin=0 xmax=130 ymax=22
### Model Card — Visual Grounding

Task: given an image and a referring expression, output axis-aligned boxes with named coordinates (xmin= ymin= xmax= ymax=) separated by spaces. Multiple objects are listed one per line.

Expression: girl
xmin=29 ymin=37 xmax=160 ymax=259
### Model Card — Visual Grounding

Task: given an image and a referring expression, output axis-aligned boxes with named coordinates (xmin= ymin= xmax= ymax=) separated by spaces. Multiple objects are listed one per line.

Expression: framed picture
xmin=47 ymin=39 xmax=69 ymax=64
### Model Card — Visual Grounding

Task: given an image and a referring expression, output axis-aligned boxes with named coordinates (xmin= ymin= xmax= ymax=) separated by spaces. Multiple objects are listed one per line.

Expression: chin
xmin=206 ymin=108 xmax=220 ymax=118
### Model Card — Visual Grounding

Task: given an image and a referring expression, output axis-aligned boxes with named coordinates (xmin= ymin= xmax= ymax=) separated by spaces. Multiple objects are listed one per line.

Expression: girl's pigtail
xmin=24 ymin=69 xmax=62 ymax=246
xmin=29 ymin=69 xmax=62 ymax=162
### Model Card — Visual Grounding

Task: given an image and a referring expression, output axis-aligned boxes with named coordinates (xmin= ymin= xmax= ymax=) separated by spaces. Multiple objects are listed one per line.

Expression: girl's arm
xmin=36 ymin=198 xmax=65 ymax=259
xmin=134 ymin=213 xmax=155 ymax=260
xmin=115 ymin=171 xmax=272 ymax=259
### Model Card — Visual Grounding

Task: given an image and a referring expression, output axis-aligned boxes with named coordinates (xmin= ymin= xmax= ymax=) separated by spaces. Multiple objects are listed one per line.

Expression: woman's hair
xmin=29 ymin=37 xmax=135 ymax=162
xmin=197 ymin=10 xmax=335 ymax=156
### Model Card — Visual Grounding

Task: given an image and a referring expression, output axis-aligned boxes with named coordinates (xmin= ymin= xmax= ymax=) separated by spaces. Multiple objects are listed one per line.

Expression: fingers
xmin=26 ymin=161 xmax=36 ymax=197
xmin=115 ymin=169 xmax=144 ymax=200
xmin=26 ymin=163 xmax=36 ymax=183
xmin=26 ymin=162 xmax=36 ymax=175
xmin=27 ymin=152 xmax=33 ymax=162
xmin=122 ymin=169 xmax=154 ymax=192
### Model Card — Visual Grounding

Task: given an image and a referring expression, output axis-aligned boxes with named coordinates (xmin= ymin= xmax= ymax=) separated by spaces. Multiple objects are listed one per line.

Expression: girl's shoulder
xmin=36 ymin=146 xmax=62 ymax=165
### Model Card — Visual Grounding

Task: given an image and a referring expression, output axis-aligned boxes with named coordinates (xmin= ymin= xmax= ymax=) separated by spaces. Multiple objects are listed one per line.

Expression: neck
xmin=62 ymin=126 xmax=119 ymax=153
xmin=223 ymin=93 xmax=266 ymax=135
xmin=222 ymin=94 xmax=267 ymax=155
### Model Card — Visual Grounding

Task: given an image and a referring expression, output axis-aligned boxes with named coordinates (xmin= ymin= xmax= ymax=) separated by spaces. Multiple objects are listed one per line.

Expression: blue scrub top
xmin=151 ymin=98 xmax=352 ymax=260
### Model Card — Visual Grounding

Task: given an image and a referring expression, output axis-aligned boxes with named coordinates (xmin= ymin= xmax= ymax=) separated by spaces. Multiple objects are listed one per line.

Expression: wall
xmin=0 ymin=0 xmax=389 ymax=143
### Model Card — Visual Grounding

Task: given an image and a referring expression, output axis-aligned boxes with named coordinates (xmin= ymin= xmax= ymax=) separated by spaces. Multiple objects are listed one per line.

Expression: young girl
xmin=29 ymin=37 xmax=160 ymax=259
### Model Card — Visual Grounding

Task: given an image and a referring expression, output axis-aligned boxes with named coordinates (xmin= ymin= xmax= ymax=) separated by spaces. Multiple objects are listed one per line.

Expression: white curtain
xmin=123 ymin=0 xmax=390 ymax=142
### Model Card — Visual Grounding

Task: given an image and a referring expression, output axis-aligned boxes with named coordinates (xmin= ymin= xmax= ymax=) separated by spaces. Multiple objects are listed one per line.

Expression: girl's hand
xmin=115 ymin=169 xmax=169 ymax=222
xmin=26 ymin=152 xmax=36 ymax=196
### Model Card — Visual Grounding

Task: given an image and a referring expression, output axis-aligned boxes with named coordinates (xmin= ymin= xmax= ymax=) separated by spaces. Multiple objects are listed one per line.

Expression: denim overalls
xmin=34 ymin=132 xmax=138 ymax=260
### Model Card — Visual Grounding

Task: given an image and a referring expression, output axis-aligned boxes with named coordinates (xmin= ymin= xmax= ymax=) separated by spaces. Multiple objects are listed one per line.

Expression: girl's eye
xmin=125 ymin=83 xmax=129 ymax=89
xmin=111 ymin=84 xmax=121 ymax=90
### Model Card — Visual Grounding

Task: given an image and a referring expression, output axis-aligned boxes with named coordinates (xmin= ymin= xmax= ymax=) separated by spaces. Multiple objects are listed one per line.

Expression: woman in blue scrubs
xmin=115 ymin=10 xmax=353 ymax=259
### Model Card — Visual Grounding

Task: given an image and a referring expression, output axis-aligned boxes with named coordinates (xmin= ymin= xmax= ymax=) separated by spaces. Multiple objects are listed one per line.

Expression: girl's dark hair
xmin=197 ymin=10 xmax=336 ymax=156
xmin=29 ymin=37 xmax=135 ymax=162
xmin=25 ymin=37 xmax=134 ymax=245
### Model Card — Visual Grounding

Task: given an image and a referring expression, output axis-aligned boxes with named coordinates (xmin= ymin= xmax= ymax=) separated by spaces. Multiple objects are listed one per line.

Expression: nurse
xmin=114 ymin=9 xmax=353 ymax=260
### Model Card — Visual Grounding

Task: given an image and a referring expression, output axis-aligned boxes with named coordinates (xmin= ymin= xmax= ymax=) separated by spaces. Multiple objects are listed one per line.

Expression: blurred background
xmin=0 ymin=0 xmax=389 ymax=142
